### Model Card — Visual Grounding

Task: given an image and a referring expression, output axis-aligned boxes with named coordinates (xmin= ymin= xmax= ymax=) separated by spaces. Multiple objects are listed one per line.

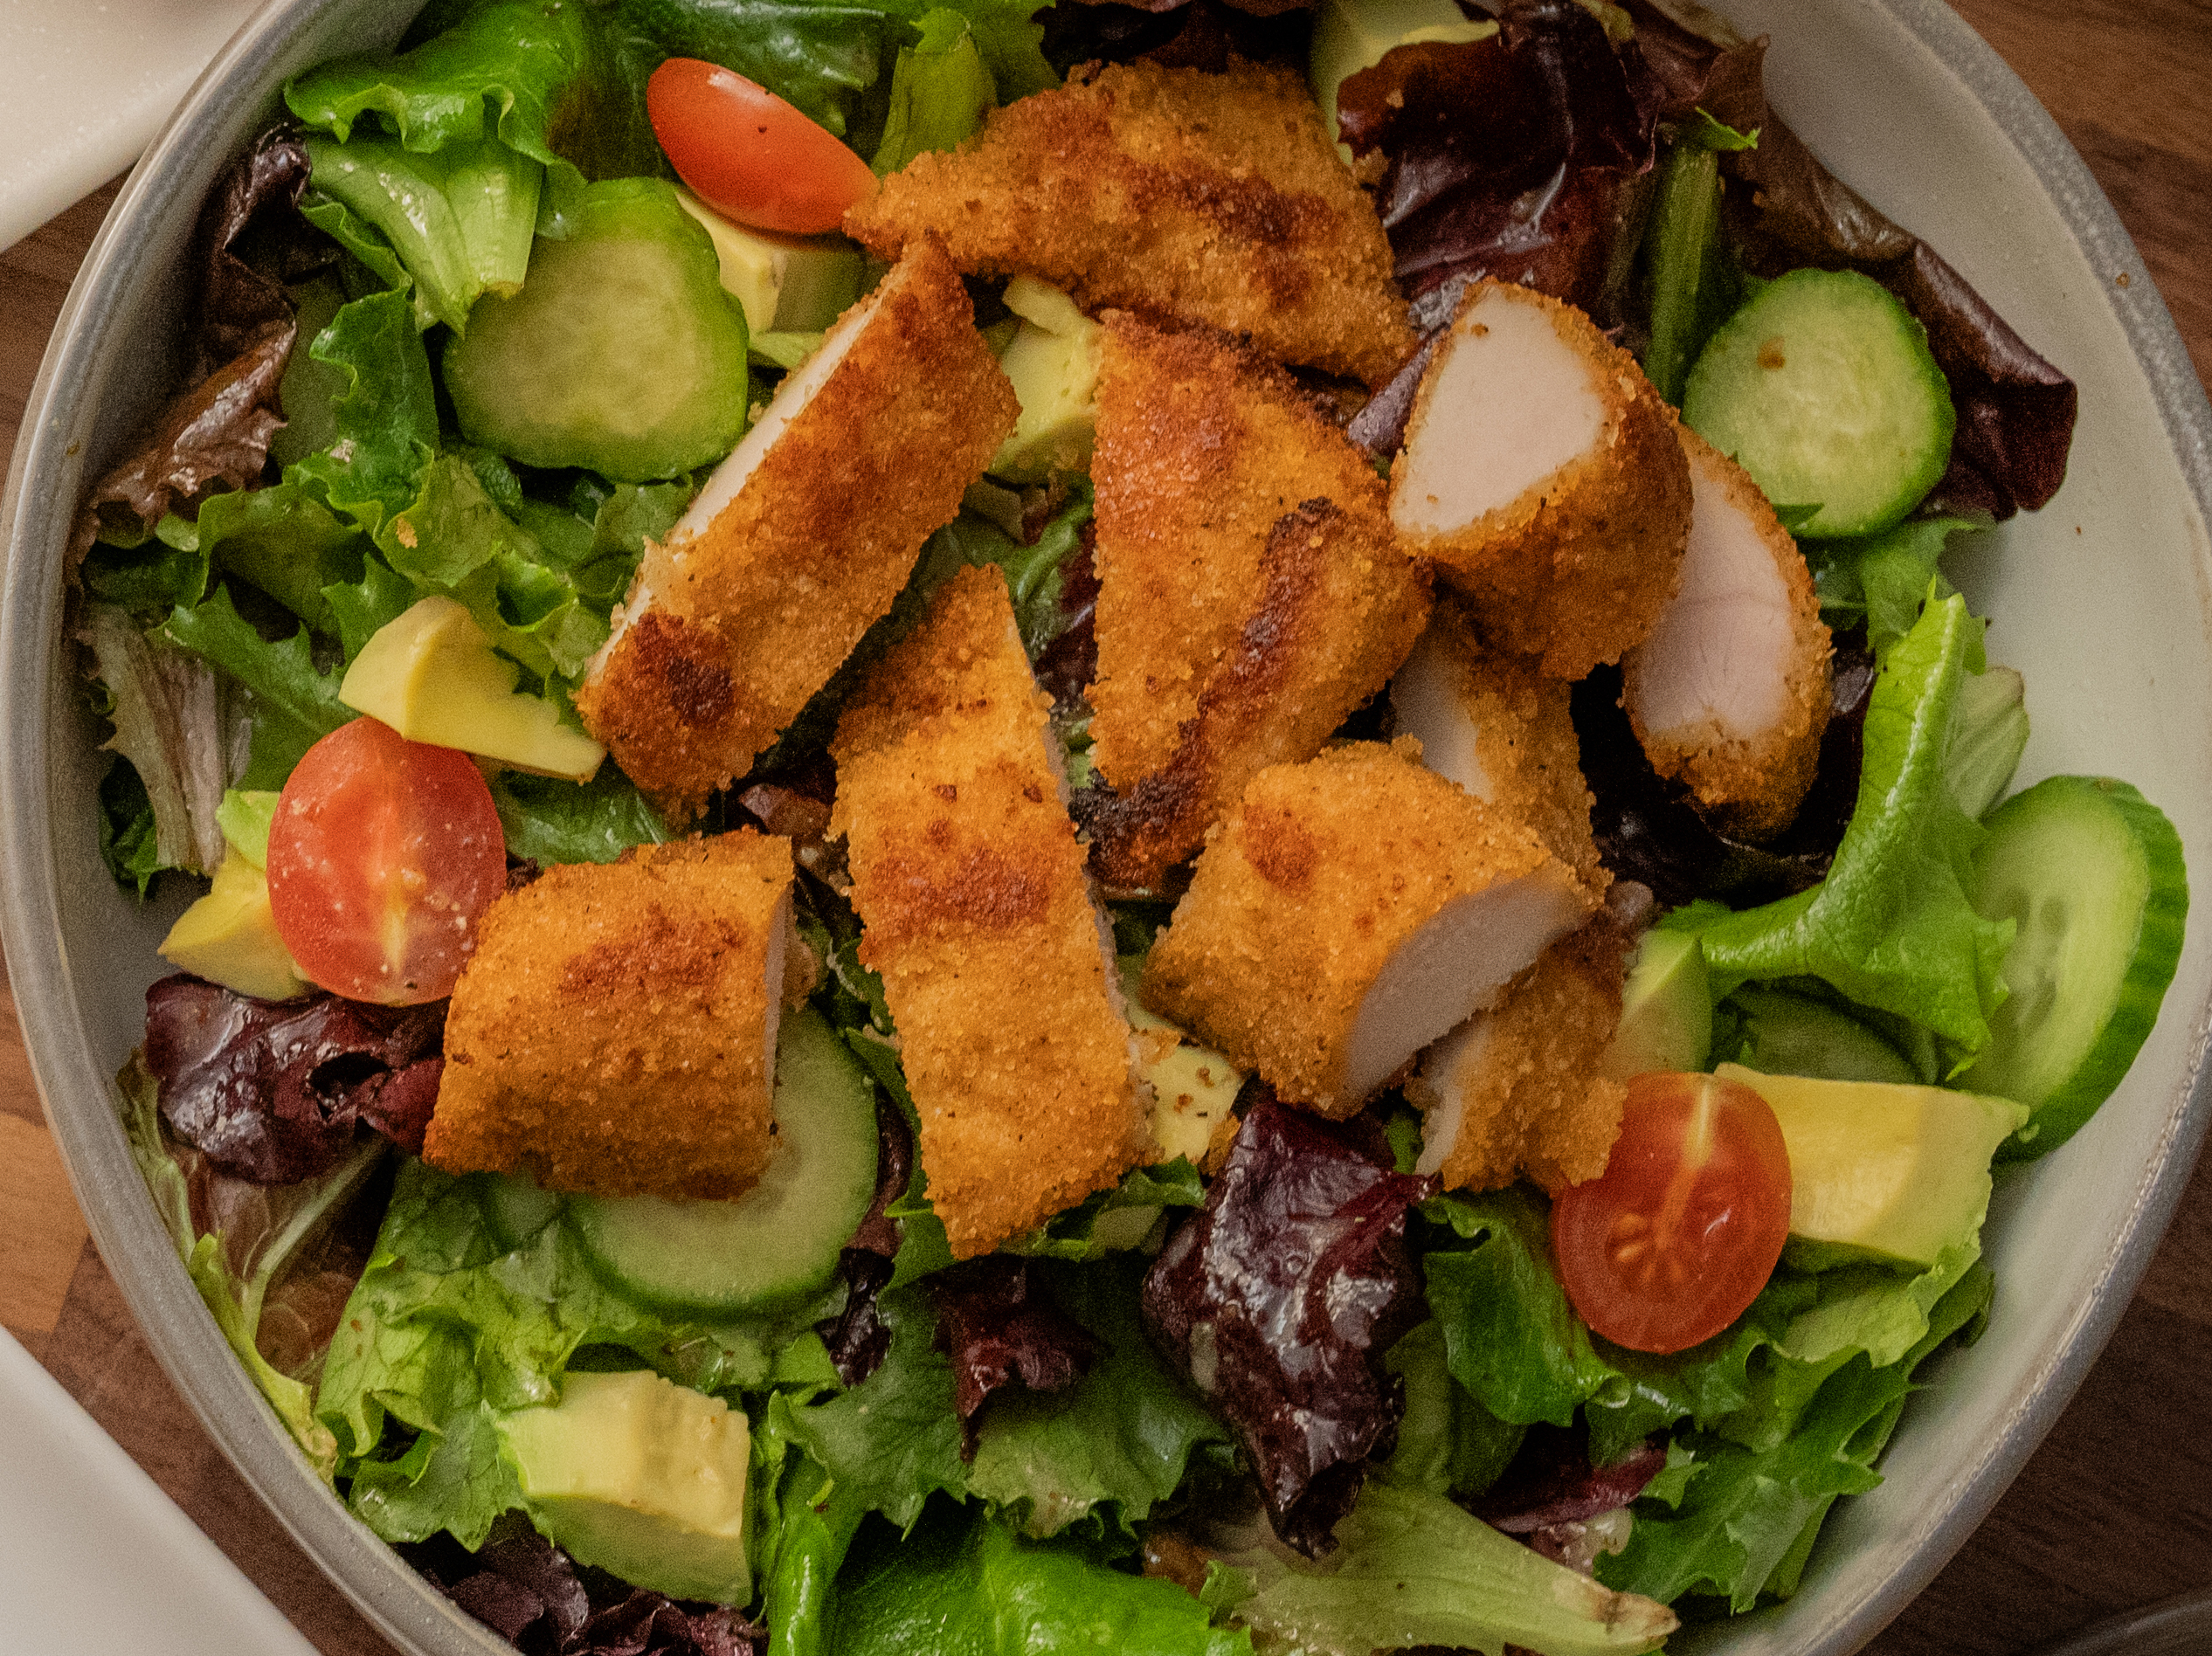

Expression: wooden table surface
xmin=3 ymin=3 xmax=2209 ymax=1652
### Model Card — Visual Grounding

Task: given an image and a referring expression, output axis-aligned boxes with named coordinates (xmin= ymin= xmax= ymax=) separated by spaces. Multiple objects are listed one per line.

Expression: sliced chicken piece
xmin=845 ymin=59 xmax=1416 ymax=389
xmin=1621 ymin=426 xmax=1833 ymax=840
xmin=1389 ymin=280 xmax=1691 ymax=680
xmin=1409 ymin=916 xmax=1634 ymax=1195
xmin=1388 ymin=597 xmax=1604 ymax=892
xmin=425 ymin=833 xmax=798 ymax=1200
xmin=575 ymin=240 xmax=1018 ymax=824
xmin=1141 ymin=739 xmax=1594 ymax=1117
xmin=1086 ymin=318 xmax=1431 ymax=885
xmin=832 ymin=565 xmax=1151 ymax=1259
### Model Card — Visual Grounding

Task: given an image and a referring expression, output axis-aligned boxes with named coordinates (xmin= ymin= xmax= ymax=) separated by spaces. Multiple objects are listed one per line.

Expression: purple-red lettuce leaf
xmin=1337 ymin=0 xmax=1656 ymax=320
xmin=401 ymin=1525 xmax=765 ymax=1656
xmin=145 ymin=973 xmax=446 ymax=1183
xmin=73 ymin=126 xmax=335 ymax=561
xmin=1142 ymin=1094 xmax=1436 ymax=1556
xmin=815 ymin=1093 xmax=915 ymax=1386
xmin=931 ymin=1258 xmax=1100 ymax=1457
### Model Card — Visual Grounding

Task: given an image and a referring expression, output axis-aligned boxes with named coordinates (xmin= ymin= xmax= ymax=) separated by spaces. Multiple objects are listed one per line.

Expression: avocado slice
xmin=1600 ymin=928 xmax=1711 ymax=1080
xmin=1119 ymin=956 xmax=1242 ymax=1167
xmin=496 ymin=1369 xmax=751 ymax=1605
xmin=1717 ymin=1063 xmax=2029 ymax=1270
xmin=989 ymin=277 xmax=1102 ymax=484
xmin=340 ymin=596 xmax=605 ymax=780
xmin=158 ymin=845 xmax=311 ymax=1002
xmin=674 ymin=186 xmax=865 ymax=338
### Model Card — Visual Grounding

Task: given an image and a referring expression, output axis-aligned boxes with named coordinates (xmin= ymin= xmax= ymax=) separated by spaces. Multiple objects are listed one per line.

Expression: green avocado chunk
xmin=1600 ymin=928 xmax=1711 ymax=1079
xmin=1717 ymin=1063 xmax=2028 ymax=1271
xmin=444 ymin=177 xmax=752 ymax=482
xmin=495 ymin=1369 xmax=751 ymax=1604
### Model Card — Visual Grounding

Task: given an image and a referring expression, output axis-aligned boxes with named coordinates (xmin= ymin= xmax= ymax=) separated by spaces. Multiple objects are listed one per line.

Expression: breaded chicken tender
xmin=1087 ymin=320 xmax=1431 ymax=885
xmin=1391 ymin=280 xmax=1691 ymax=680
xmin=845 ymin=59 xmax=1415 ymax=388
xmin=425 ymin=833 xmax=798 ymax=1200
xmin=576 ymin=241 xmax=1017 ymax=823
xmin=1623 ymin=427 xmax=1833 ymax=840
xmin=833 ymin=565 xmax=1149 ymax=1259
xmin=1410 ymin=917 xmax=1634 ymax=1195
xmin=1388 ymin=598 xmax=1604 ymax=891
xmin=1142 ymin=740 xmax=1594 ymax=1117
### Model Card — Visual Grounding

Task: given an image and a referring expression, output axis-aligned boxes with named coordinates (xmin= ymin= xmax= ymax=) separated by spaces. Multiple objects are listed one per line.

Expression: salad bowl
xmin=3 ymin=1 xmax=2209 ymax=1653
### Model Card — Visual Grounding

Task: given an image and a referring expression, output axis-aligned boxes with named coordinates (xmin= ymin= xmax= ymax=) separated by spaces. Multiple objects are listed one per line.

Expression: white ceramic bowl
xmin=3 ymin=3 xmax=2209 ymax=1653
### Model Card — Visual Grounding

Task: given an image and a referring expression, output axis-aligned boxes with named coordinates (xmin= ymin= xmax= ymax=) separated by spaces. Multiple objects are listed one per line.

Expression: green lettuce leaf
xmin=81 ymin=513 xmax=210 ymax=614
xmin=1686 ymin=595 xmax=2017 ymax=1053
xmin=491 ymin=766 xmax=671 ymax=865
xmin=832 ymin=1502 xmax=1251 ymax=1656
xmin=184 ymin=480 xmax=369 ymax=638
xmin=871 ymin=10 xmax=996 ymax=175
xmin=287 ymin=287 xmax=439 ymax=535
xmin=79 ymin=604 xmax=236 ymax=875
xmin=610 ymin=0 xmax=894 ymax=139
xmin=318 ymin=1162 xmax=828 ymax=1501
xmin=303 ymin=132 xmax=542 ymax=334
xmin=1006 ymin=1158 xmax=1202 ymax=1261
xmin=160 ymin=586 xmax=351 ymax=790
xmin=97 ymin=757 xmax=164 ymax=896
xmin=1598 ymin=1262 xmax=1993 ymax=1611
xmin=1215 ymin=1482 xmax=1675 ymax=1656
xmin=1378 ymin=1321 xmax=1524 ymax=1501
xmin=1804 ymin=516 xmax=1976 ymax=655
xmin=775 ymin=1262 xmax=1225 ymax=1545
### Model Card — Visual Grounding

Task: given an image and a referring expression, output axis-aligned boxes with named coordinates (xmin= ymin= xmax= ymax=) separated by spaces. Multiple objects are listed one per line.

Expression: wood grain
xmin=1 ymin=5 xmax=2207 ymax=1653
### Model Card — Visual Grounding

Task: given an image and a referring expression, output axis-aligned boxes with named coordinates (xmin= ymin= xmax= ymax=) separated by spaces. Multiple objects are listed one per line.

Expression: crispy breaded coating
xmin=576 ymin=241 xmax=1018 ymax=823
xmin=845 ymin=59 xmax=1415 ymax=388
xmin=1142 ymin=739 xmax=1593 ymax=1117
xmin=425 ymin=833 xmax=797 ymax=1200
xmin=1410 ymin=917 xmax=1634 ymax=1195
xmin=1623 ymin=427 xmax=1833 ymax=840
xmin=1391 ymin=280 xmax=1690 ymax=680
xmin=832 ymin=565 xmax=1149 ymax=1259
xmin=1389 ymin=597 xmax=1604 ymax=891
xmin=1087 ymin=321 xmax=1431 ymax=884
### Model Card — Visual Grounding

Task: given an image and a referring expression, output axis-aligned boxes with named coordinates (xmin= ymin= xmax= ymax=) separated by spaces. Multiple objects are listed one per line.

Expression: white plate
xmin=0 ymin=0 xmax=261 ymax=252
xmin=0 ymin=1327 xmax=316 ymax=1656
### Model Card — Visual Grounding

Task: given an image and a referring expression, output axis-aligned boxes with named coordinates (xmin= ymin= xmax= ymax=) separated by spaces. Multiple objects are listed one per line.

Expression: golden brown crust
xmin=425 ymin=833 xmax=794 ymax=1199
xmin=832 ymin=565 xmax=1148 ymax=1259
xmin=1411 ymin=918 xmax=1633 ymax=1195
xmin=1086 ymin=319 xmax=1432 ymax=883
xmin=1092 ymin=497 xmax=1430 ymax=887
xmin=1625 ymin=428 xmax=1833 ymax=840
xmin=1423 ymin=599 xmax=1605 ymax=891
xmin=1392 ymin=281 xmax=1691 ymax=680
xmin=845 ymin=60 xmax=1415 ymax=388
xmin=575 ymin=241 xmax=1018 ymax=822
xmin=1140 ymin=739 xmax=1567 ymax=1116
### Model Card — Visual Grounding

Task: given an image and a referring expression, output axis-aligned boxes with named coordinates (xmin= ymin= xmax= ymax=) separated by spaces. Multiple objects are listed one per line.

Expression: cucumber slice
xmin=443 ymin=177 xmax=751 ymax=482
xmin=1683 ymin=268 xmax=1954 ymax=540
xmin=1726 ymin=987 xmax=1919 ymax=1087
xmin=485 ymin=1171 xmax=563 ymax=1250
xmin=569 ymin=1007 xmax=879 ymax=1314
xmin=1967 ymin=776 xmax=2188 ymax=1157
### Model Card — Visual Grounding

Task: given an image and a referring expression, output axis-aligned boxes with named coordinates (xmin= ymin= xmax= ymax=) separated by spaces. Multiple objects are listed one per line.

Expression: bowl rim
xmin=3 ymin=1 xmax=2209 ymax=1653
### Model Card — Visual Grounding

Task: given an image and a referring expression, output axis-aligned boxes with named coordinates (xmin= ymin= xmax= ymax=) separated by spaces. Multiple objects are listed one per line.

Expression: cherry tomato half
xmin=647 ymin=59 xmax=877 ymax=235
xmin=1552 ymin=1072 xmax=1794 ymax=1354
xmin=266 ymin=717 xmax=508 ymax=1005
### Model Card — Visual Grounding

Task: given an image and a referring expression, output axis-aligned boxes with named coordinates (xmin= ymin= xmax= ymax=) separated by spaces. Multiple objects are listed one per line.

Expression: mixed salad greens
xmin=71 ymin=0 xmax=2191 ymax=1652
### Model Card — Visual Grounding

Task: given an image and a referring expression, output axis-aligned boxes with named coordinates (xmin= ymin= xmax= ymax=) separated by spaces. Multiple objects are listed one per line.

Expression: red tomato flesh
xmin=1552 ymin=1072 xmax=1793 ymax=1354
xmin=647 ymin=59 xmax=877 ymax=235
xmin=266 ymin=717 xmax=508 ymax=1005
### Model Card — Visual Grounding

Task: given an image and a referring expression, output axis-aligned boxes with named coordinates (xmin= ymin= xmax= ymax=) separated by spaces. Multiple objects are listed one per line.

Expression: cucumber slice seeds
xmin=1683 ymin=267 xmax=1954 ymax=539
xmin=1967 ymin=776 xmax=2188 ymax=1157
xmin=569 ymin=1006 xmax=880 ymax=1314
